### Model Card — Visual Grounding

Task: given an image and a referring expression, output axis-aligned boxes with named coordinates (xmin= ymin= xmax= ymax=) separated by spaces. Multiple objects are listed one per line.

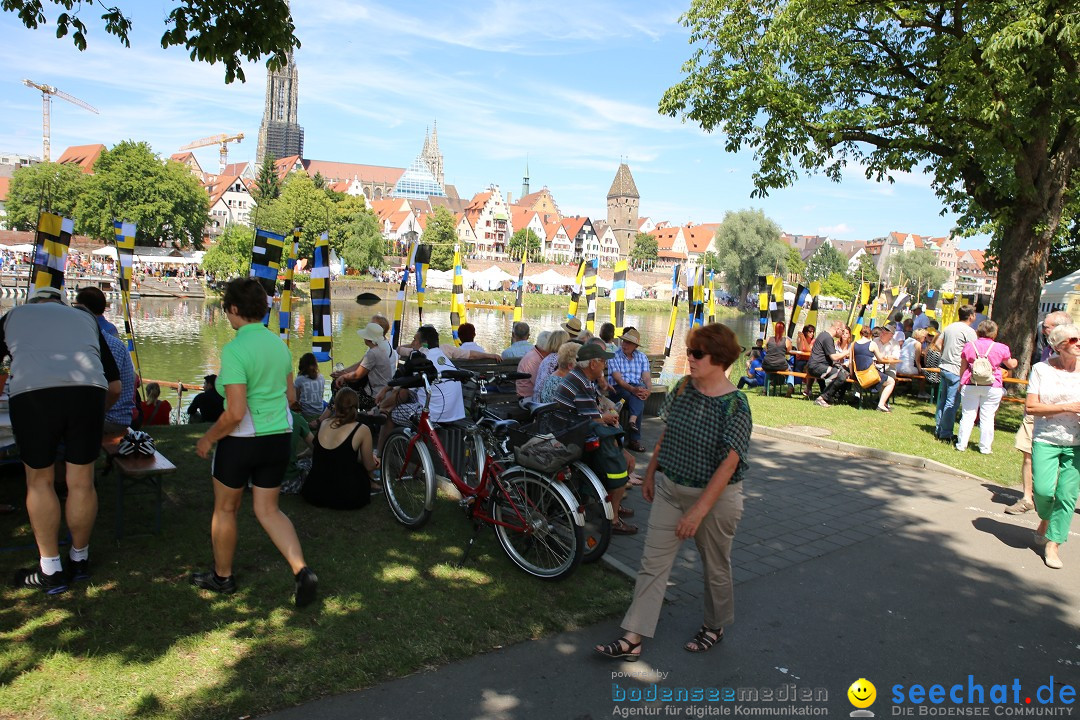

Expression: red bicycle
xmin=381 ymin=371 xmax=585 ymax=580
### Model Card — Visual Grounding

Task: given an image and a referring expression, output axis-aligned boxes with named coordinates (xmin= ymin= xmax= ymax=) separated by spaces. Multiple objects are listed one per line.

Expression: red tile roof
xmin=56 ymin=144 xmax=106 ymax=173
xmin=302 ymin=159 xmax=404 ymax=186
xmin=561 ymin=216 xmax=589 ymax=238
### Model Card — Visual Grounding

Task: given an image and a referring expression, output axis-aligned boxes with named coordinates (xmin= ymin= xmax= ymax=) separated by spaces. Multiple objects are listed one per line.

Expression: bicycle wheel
xmin=492 ymin=470 xmax=583 ymax=580
xmin=568 ymin=461 xmax=612 ymax=564
xmin=382 ymin=428 xmax=436 ymax=529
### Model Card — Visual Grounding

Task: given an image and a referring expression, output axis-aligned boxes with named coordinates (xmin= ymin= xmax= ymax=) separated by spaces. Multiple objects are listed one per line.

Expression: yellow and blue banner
xmin=584 ymin=257 xmax=599 ymax=333
xmin=664 ymin=264 xmax=680 ymax=357
xmin=610 ymin=260 xmax=627 ymax=336
xmin=278 ymin=228 xmax=300 ymax=343
xmin=250 ymin=227 xmax=286 ymax=326
xmin=112 ymin=220 xmax=143 ymax=392
xmin=31 ymin=211 xmax=73 ymax=291
xmin=391 ymin=242 xmax=415 ymax=351
xmin=568 ymin=258 xmax=587 ymax=320
xmin=450 ymin=245 xmax=466 ymax=345
xmin=414 ymin=243 xmax=431 ymax=325
xmin=310 ymin=231 xmax=332 ymax=363
xmin=513 ymin=259 xmax=526 ymax=328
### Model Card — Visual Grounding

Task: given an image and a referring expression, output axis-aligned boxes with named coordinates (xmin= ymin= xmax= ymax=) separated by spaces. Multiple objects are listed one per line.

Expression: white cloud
xmin=818 ymin=223 xmax=851 ymax=236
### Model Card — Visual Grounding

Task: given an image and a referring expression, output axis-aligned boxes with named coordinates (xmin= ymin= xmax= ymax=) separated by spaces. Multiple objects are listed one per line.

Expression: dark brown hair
xmin=329 ymin=387 xmax=359 ymax=428
xmin=686 ymin=323 xmax=741 ymax=368
xmin=222 ymin=278 xmax=269 ymax=321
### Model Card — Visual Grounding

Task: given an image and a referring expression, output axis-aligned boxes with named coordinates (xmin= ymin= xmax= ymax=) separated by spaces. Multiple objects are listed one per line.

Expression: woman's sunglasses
xmin=687 ymin=349 xmax=707 ymax=359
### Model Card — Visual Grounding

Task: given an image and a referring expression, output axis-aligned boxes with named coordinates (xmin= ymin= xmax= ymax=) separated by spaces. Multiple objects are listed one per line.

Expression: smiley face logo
xmin=848 ymin=678 xmax=876 ymax=709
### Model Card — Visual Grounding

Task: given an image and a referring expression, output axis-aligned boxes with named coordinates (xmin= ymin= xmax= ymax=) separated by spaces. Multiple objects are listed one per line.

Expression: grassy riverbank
xmin=417 ymin=289 xmax=742 ymax=316
xmin=0 ymin=424 xmax=631 ymax=720
xmin=743 ymin=389 xmax=1024 ymax=486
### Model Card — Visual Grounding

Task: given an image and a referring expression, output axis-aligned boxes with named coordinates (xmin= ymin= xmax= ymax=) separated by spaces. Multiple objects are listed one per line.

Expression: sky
xmin=0 ymin=0 xmax=987 ymax=250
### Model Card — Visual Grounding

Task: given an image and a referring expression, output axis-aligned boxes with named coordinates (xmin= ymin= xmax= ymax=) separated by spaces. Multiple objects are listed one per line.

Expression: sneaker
xmin=294 ymin=566 xmax=318 ymax=608
xmin=815 ymin=397 xmax=830 ymax=408
xmin=68 ymin=559 xmax=91 ymax=583
xmin=190 ymin=570 xmax=237 ymax=595
xmin=1004 ymin=498 xmax=1035 ymax=515
xmin=12 ymin=567 xmax=68 ymax=595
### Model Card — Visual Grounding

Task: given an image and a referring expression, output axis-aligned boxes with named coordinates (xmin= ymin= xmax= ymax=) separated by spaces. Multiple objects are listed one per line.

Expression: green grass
xmin=742 ymin=387 xmax=1025 ymax=486
xmin=0 ymin=425 xmax=632 ymax=720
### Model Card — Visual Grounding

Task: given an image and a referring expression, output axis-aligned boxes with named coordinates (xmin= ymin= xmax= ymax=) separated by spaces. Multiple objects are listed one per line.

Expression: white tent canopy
xmin=1 ymin=244 xmax=37 ymax=254
xmin=1039 ymin=268 xmax=1080 ymax=315
xmin=525 ymin=269 xmax=576 ymax=288
xmin=468 ymin=265 xmax=515 ymax=291
xmin=424 ymin=268 xmax=454 ymax=290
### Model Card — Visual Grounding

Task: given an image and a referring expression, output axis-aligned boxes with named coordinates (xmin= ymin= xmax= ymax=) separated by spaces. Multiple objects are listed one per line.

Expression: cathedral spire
xmin=522 ymin=156 xmax=530 ymax=199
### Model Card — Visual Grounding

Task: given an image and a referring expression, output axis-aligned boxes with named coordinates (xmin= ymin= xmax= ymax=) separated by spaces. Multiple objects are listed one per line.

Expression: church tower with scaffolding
xmin=255 ymin=51 xmax=304 ymax=166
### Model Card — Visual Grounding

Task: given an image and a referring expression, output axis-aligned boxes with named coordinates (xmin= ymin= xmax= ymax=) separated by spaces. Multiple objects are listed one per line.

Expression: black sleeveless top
xmin=762 ymin=337 xmax=789 ymax=371
xmin=301 ymin=423 xmax=371 ymax=509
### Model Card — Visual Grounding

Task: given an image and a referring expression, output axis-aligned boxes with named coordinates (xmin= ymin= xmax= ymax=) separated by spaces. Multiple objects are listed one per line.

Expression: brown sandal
xmin=612 ymin=519 xmax=638 ymax=535
xmin=595 ymin=637 xmax=641 ymax=661
xmin=618 ymin=506 xmax=635 ymax=518
xmin=684 ymin=626 xmax=723 ymax=653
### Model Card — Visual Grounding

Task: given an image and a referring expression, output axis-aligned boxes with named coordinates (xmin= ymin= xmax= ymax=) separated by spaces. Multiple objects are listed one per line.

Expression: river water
xmin=2 ymin=296 xmax=840 ymax=403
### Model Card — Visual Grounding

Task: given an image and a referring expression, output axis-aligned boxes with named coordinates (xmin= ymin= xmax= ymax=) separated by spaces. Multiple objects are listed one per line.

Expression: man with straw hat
xmin=607 ymin=327 xmax=652 ymax=452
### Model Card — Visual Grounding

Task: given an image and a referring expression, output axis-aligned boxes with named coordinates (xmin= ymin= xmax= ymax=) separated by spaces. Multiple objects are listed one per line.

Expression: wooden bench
xmin=101 ymin=437 xmax=177 ymax=539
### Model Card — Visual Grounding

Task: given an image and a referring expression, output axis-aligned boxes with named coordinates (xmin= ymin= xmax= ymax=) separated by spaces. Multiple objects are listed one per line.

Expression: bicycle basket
xmin=508 ymin=413 xmax=593 ymax=474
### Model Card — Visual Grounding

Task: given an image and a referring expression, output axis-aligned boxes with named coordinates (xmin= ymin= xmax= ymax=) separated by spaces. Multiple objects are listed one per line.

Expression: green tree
xmin=200 ymin=223 xmax=252 ymax=278
xmin=75 ymin=140 xmax=209 ymax=247
xmin=253 ymin=155 xmax=280 ymax=205
xmin=886 ymin=249 xmax=949 ymax=296
xmin=628 ymin=232 xmax=658 ymax=270
xmin=849 ymin=252 xmax=880 ymax=286
xmin=804 ymin=243 xmax=848 ymax=283
xmin=786 ymin=246 xmax=806 ymax=283
xmin=712 ymin=208 xmax=787 ymax=304
xmin=312 ymin=171 xmax=326 ymax=190
xmin=6 ymin=0 xmax=299 ymax=83
xmin=257 ymin=172 xmax=334 ymax=259
xmin=660 ymin=0 xmax=1080 ymax=375
xmin=4 ymin=161 xmax=87 ymax=230
xmin=423 ymin=207 xmax=462 ymax=271
xmin=821 ymin=272 xmax=854 ymax=300
xmin=508 ymin=228 xmax=542 ymax=262
xmin=336 ymin=197 xmax=386 ymax=272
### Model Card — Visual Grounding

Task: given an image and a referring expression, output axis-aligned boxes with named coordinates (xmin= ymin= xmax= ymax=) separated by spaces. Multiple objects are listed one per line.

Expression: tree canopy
xmin=849 ymin=252 xmax=880 ymax=286
xmin=423 ymin=207 xmax=460 ymax=271
xmin=711 ymin=208 xmax=787 ymax=304
xmin=785 ymin=246 xmax=806 ymax=283
xmin=886 ymin=249 xmax=950 ymax=296
xmin=804 ymin=243 xmax=848 ymax=283
xmin=200 ymin=223 xmax=252 ymax=278
xmin=821 ymin=272 xmax=854 ymax=301
xmin=76 ymin=140 xmax=208 ymax=247
xmin=253 ymin=155 xmax=280 ymax=205
xmin=660 ymin=0 xmax=1080 ymax=374
xmin=4 ymin=161 xmax=87 ymax=230
xmin=256 ymin=172 xmax=335 ymax=259
xmin=335 ymin=196 xmax=386 ymax=272
xmin=628 ymin=232 xmax=658 ymax=270
xmin=5 ymin=0 xmax=299 ymax=83
xmin=508 ymin=228 xmax=542 ymax=263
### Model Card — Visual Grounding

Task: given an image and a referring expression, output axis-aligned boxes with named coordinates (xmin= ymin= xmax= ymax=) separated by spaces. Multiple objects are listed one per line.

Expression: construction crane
xmin=22 ymin=79 xmax=100 ymax=162
xmin=179 ymin=133 xmax=245 ymax=175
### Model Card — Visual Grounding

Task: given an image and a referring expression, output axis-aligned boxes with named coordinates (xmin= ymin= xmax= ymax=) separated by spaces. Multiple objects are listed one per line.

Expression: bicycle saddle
xmin=478 ymin=416 xmax=519 ymax=434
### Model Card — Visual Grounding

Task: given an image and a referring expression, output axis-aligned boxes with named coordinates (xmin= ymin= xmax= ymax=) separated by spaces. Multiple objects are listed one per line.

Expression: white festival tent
xmin=468 ymin=265 xmax=515 ymax=291
xmin=1039 ymin=268 xmax=1080 ymax=316
xmin=1 ymin=244 xmax=37 ymax=254
xmin=423 ymin=268 xmax=454 ymax=290
xmin=524 ymin=269 xmax=577 ymax=293
xmin=90 ymin=246 xmax=202 ymax=265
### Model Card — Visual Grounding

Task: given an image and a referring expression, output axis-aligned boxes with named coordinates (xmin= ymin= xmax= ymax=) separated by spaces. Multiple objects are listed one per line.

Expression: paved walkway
xmin=264 ymin=419 xmax=1080 ymax=719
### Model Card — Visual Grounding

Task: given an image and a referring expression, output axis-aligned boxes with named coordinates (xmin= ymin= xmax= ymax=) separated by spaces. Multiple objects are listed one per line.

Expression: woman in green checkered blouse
xmin=596 ymin=323 xmax=750 ymax=661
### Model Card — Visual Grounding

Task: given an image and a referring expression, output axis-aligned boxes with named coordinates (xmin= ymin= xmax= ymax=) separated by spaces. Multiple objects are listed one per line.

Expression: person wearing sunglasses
xmin=1025 ymin=323 xmax=1080 ymax=569
xmin=595 ymin=323 xmax=750 ymax=662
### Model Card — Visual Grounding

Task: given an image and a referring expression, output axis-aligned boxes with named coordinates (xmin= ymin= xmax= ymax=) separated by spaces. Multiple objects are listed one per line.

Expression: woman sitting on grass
xmin=302 ymin=387 xmax=380 ymax=510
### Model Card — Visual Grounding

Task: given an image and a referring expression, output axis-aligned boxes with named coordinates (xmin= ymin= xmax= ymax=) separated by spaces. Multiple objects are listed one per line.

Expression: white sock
xmin=70 ymin=546 xmax=89 ymax=562
xmin=40 ymin=556 xmax=63 ymax=575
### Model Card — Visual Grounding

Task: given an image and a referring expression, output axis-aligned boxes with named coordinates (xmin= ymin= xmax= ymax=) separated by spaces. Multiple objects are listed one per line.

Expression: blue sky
xmin=0 ymin=0 xmax=987 ymax=249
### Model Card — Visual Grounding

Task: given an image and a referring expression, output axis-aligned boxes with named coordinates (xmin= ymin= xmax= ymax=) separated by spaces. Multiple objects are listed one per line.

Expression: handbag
xmin=854 ymin=364 xmax=881 ymax=389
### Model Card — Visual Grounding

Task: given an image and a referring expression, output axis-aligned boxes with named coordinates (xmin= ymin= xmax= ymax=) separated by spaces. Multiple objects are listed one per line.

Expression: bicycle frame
xmin=398 ymin=376 xmax=583 ymax=528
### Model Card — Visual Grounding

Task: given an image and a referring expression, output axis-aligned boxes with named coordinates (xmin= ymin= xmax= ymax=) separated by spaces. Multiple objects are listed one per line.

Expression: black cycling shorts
xmin=212 ymin=433 xmax=291 ymax=490
xmin=10 ymin=386 xmax=106 ymax=468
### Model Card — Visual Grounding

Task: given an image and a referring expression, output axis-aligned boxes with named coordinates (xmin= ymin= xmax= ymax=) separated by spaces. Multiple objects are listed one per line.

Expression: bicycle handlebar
xmin=387 ymin=375 xmax=428 ymax=389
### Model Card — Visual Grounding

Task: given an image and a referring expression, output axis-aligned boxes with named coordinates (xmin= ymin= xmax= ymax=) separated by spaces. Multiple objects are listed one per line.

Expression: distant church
xmin=256 ymin=51 xmax=304 ymax=166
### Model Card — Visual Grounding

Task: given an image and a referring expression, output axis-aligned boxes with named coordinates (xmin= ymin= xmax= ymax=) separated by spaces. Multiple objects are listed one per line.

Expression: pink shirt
xmin=959 ymin=338 xmax=1012 ymax=388
xmin=516 ymin=346 xmax=544 ymax=397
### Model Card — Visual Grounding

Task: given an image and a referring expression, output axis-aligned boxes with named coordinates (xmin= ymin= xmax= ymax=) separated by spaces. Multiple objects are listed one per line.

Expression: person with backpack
xmin=955 ymin=320 xmax=1017 ymax=453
